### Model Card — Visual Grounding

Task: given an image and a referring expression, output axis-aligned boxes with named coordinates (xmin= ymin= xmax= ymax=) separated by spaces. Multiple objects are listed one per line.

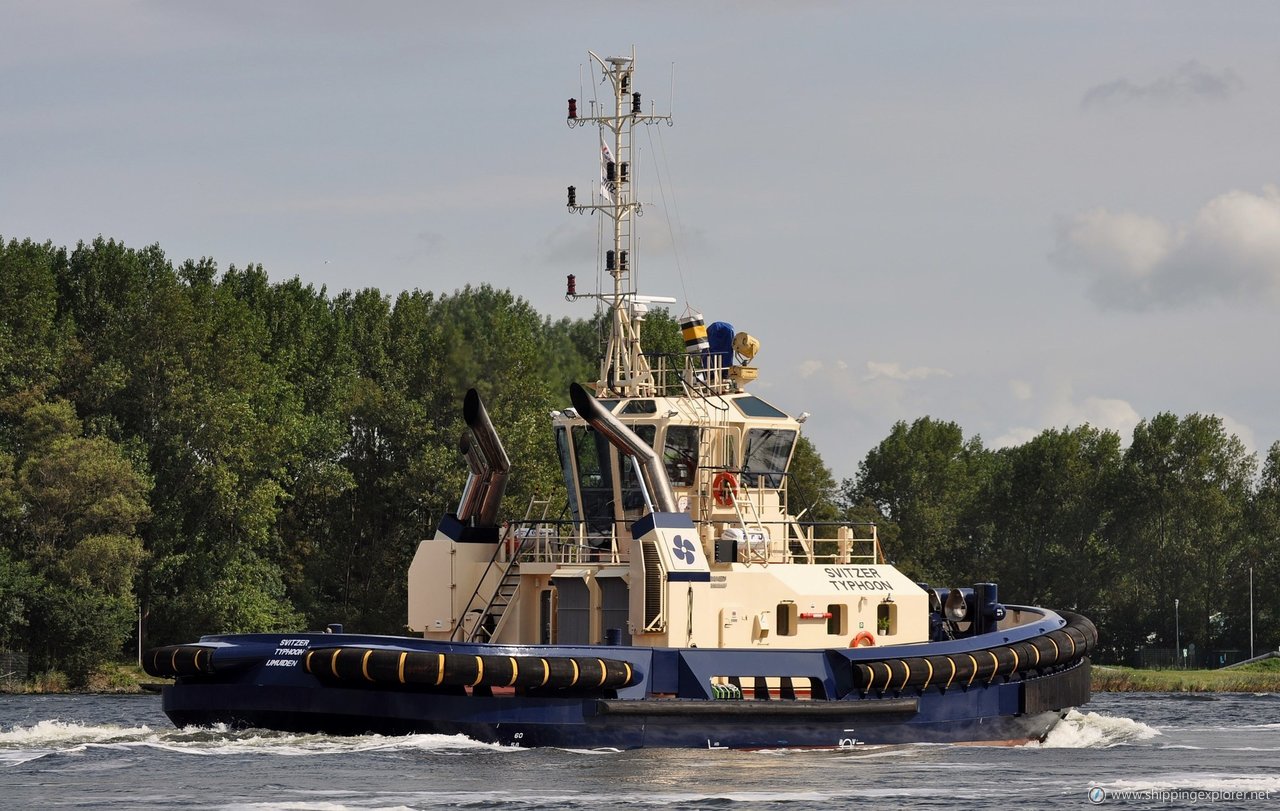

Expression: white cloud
xmin=993 ymin=384 xmax=1141 ymax=450
xmin=1081 ymin=61 xmax=1242 ymax=109
xmin=863 ymin=361 xmax=952 ymax=382
xmin=798 ymin=360 xmax=823 ymax=378
xmin=1009 ymin=380 xmax=1033 ymax=401
xmin=1051 ymin=185 xmax=1280 ymax=309
xmin=1045 ymin=396 xmax=1141 ymax=438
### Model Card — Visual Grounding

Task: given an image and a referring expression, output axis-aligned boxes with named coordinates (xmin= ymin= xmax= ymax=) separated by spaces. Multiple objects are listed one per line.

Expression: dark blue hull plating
xmin=154 ymin=609 xmax=1092 ymax=749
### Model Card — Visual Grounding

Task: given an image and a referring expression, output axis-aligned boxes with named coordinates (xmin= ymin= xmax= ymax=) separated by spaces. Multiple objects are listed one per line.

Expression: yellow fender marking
xmin=944 ymin=657 xmax=957 ymax=690
xmin=471 ymin=656 xmax=485 ymax=687
xmin=330 ymin=649 xmax=342 ymax=679
xmin=397 ymin=652 xmax=407 ymax=685
xmin=596 ymin=659 xmax=608 ymax=687
xmin=435 ymin=653 xmax=446 ymax=686
xmin=623 ymin=663 xmax=632 ymax=686
xmin=569 ymin=658 xmax=580 ymax=686
xmin=304 ymin=650 xmax=315 ymax=673
xmin=1047 ymin=637 xmax=1060 ymax=665
xmin=539 ymin=658 xmax=551 ymax=687
xmin=1065 ymin=633 xmax=1077 ymax=659
xmin=1010 ymin=648 xmax=1020 ymax=675
xmin=965 ymin=654 xmax=979 ymax=688
xmin=361 ymin=650 xmax=374 ymax=682
xmin=986 ymin=650 xmax=1000 ymax=685
xmin=1029 ymin=643 xmax=1040 ymax=667
xmin=507 ymin=657 xmax=519 ymax=687
xmin=171 ymin=648 xmax=180 ymax=675
xmin=897 ymin=661 xmax=911 ymax=692
xmin=921 ymin=658 xmax=935 ymax=690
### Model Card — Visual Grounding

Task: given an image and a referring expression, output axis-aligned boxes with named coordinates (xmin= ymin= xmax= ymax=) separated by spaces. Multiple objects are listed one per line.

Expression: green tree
xmin=842 ymin=417 xmax=992 ymax=583
xmin=1113 ymin=413 xmax=1255 ymax=663
xmin=980 ymin=425 xmax=1122 ymax=612
xmin=0 ymin=396 xmax=151 ymax=682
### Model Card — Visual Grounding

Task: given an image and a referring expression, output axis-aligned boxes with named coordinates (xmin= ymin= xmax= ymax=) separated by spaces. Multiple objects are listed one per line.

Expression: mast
xmin=565 ymin=49 xmax=672 ymax=397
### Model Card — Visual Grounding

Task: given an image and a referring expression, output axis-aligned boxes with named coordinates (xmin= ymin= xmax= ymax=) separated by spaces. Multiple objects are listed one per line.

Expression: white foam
xmin=1029 ymin=708 xmax=1160 ymax=748
xmin=0 ymin=719 xmax=156 ymax=747
xmin=1 ymin=720 xmax=517 ymax=761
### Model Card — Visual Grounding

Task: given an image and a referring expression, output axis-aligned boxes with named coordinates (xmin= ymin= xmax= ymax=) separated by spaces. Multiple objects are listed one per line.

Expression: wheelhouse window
xmin=554 ymin=426 xmax=579 ymax=520
xmin=571 ymin=425 xmax=614 ymax=535
xmin=662 ymin=425 xmax=699 ymax=486
xmin=619 ymin=424 xmax=656 ymax=519
xmin=741 ymin=428 xmax=796 ymax=488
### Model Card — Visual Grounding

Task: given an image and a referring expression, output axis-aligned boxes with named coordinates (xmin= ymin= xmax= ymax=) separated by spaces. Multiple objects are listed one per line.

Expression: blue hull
xmin=161 ymin=677 xmax=1075 ymax=748
xmin=153 ymin=611 xmax=1093 ymax=749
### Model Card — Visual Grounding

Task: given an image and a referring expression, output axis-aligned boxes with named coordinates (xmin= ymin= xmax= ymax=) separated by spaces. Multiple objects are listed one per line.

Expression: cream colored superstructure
xmin=406 ymin=49 xmax=931 ymax=652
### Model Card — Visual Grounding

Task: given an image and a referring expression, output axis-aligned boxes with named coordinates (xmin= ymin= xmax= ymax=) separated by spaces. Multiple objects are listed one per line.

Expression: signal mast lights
xmin=564 ymin=50 xmax=672 ymax=397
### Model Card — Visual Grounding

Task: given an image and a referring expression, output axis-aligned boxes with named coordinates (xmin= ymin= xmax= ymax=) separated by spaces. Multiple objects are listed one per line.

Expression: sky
xmin=4 ymin=2 xmax=1280 ymax=481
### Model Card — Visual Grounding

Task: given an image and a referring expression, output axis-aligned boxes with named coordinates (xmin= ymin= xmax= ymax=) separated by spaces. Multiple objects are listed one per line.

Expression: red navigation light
xmin=568 ymin=98 xmax=577 ymax=119
xmin=566 ymin=274 xmax=576 ymax=296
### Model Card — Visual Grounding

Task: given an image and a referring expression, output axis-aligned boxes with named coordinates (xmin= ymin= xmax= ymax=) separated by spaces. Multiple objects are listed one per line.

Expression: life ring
xmin=711 ymin=472 xmax=738 ymax=506
xmin=850 ymin=631 xmax=876 ymax=648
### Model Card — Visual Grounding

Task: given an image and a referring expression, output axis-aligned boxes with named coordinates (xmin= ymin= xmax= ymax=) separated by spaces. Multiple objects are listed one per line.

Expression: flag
xmin=599 ymin=131 xmax=615 ymax=204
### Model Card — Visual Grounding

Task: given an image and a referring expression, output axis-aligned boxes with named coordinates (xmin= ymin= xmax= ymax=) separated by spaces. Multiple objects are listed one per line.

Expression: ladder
xmin=468 ymin=495 xmax=558 ymax=642
xmin=731 ymin=485 xmax=771 ymax=565
xmin=469 ymin=546 xmax=522 ymax=643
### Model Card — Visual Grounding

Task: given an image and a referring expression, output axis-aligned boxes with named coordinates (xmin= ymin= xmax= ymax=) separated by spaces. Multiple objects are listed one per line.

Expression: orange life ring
xmin=711 ymin=472 xmax=738 ymax=507
xmin=850 ymin=631 xmax=876 ymax=648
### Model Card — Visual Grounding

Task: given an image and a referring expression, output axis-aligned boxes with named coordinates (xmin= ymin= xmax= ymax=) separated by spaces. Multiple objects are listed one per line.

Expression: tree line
xmin=1 ymin=236 xmax=1276 ymax=681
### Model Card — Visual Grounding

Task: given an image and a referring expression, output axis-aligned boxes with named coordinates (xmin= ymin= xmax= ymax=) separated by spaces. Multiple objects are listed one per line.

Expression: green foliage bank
xmin=2 ymin=236 xmax=1277 ymax=684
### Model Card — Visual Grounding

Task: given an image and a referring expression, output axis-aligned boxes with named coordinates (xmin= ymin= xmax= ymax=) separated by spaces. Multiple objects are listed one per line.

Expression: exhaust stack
xmin=455 ymin=389 xmax=511 ymax=526
xmin=569 ymin=382 xmax=678 ymax=514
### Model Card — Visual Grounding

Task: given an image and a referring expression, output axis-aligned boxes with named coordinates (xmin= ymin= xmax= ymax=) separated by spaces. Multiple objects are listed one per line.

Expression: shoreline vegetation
xmin=1092 ymin=660 xmax=1280 ymax=693
xmin=6 ymin=661 xmax=1280 ymax=696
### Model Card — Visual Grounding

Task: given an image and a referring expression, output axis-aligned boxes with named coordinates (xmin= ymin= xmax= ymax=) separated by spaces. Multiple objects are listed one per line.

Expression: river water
xmin=2 ymin=692 xmax=1278 ymax=809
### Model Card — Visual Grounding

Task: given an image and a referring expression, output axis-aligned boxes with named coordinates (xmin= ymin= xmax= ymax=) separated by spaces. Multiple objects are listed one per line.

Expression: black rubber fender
xmin=303 ymin=647 xmax=636 ymax=691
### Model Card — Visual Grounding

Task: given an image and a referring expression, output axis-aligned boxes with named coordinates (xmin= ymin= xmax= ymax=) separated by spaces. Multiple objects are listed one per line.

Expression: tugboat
xmin=147 ymin=49 xmax=1094 ymax=749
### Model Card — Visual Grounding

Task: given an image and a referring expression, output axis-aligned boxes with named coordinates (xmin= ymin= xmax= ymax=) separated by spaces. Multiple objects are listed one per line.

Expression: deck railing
xmin=500 ymin=519 xmax=880 ymax=567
